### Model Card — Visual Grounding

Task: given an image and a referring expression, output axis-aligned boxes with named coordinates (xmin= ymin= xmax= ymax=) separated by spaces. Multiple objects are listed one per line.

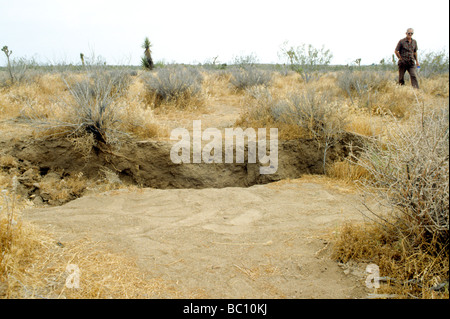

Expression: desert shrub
xmin=355 ymin=104 xmax=449 ymax=243
xmin=278 ymin=42 xmax=333 ymax=83
xmin=242 ymin=87 xmax=348 ymax=173
xmin=63 ymin=68 xmax=131 ymax=143
xmin=229 ymin=66 xmax=272 ymax=90
xmin=0 ymin=58 xmax=43 ymax=87
xmin=331 ymin=104 xmax=449 ymax=298
xmin=0 ymin=71 xmax=11 ymax=88
xmin=142 ymin=65 xmax=203 ymax=107
xmin=282 ymin=89 xmax=349 ymax=173
xmin=419 ymin=50 xmax=449 ymax=78
xmin=336 ymin=70 xmax=393 ymax=108
xmin=22 ymin=67 xmax=132 ymax=146
xmin=0 ymin=177 xmax=21 ymax=284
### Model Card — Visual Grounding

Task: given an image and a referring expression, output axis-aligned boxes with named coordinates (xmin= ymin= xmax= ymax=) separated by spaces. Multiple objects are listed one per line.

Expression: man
xmin=395 ymin=28 xmax=420 ymax=88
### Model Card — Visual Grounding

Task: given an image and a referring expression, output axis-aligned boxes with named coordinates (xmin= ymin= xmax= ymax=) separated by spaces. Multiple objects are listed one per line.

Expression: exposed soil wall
xmin=0 ymin=133 xmax=363 ymax=203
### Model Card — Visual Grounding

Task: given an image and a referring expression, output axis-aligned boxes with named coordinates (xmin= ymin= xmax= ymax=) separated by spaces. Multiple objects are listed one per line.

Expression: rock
xmin=32 ymin=195 xmax=44 ymax=206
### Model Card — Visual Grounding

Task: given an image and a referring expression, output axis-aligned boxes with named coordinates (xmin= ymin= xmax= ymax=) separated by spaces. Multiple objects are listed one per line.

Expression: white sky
xmin=1 ymin=0 xmax=449 ymax=66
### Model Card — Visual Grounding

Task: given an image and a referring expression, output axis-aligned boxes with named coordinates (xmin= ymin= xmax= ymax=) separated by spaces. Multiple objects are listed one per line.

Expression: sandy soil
xmin=24 ymin=176 xmax=371 ymax=298
xmin=3 ymin=97 xmax=372 ymax=298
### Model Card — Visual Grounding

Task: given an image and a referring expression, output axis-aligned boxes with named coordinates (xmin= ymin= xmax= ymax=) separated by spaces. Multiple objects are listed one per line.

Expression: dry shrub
xmin=20 ymin=68 xmax=133 ymax=144
xmin=115 ymin=96 xmax=162 ymax=139
xmin=333 ymin=103 xmax=449 ymax=298
xmin=67 ymin=134 xmax=97 ymax=159
xmin=2 ymin=67 xmax=161 ymax=146
xmin=357 ymin=105 xmax=449 ymax=241
xmin=0 ymin=91 xmax=20 ymax=119
xmin=0 ymin=80 xmax=58 ymax=120
xmin=336 ymin=70 xmax=393 ymax=108
xmin=229 ymin=66 xmax=272 ymax=91
xmin=239 ymin=85 xmax=349 ymax=142
xmin=374 ymin=84 xmax=418 ymax=117
xmin=202 ymin=69 xmax=233 ymax=98
xmin=271 ymin=71 xmax=304 ymax=93
xmin=35 ymin=73 xmax=67 ymax=96
xmin=142 ymin=66 xmax=205 ymax=110
xmin=0 ymin=155 xmax=18 ymax=168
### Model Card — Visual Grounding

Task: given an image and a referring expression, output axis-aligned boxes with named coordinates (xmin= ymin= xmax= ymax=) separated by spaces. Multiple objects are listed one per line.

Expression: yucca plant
xmin=141 ymin=37 xmax=154 ymax=70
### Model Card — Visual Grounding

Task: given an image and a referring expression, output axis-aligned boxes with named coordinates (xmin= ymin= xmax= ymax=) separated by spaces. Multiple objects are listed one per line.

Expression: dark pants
xmin=398 ymin=64 xmax=419 ymax=88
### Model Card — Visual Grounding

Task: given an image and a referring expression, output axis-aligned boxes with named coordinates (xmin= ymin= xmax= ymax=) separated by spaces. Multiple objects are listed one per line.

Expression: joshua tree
xmin=2 ymin=46 xmax=14 ymax=83
xmin=80 ymin=53 xmax=85 ymax=67
xmin=141 ymin=37 xmax=154 ymax=70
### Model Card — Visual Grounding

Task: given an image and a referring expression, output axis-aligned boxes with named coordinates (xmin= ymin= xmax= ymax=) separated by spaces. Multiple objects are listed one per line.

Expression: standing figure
xmin=395 ymin=28 xmax=420 ymax=88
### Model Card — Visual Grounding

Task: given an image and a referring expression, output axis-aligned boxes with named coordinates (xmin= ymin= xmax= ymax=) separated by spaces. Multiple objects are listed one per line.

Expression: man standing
xmin=395 ymin=28 xmax=420 ymax=88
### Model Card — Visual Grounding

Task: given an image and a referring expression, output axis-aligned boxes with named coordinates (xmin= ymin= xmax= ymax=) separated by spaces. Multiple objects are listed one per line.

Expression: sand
xmin=24 ymin=176 xmax=371 ymax=298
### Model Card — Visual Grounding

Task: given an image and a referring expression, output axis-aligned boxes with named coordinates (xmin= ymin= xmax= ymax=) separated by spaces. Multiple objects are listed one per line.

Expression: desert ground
xmin=1 ymin=64 xmax=448 ymax=299
xmin=0 ymin=93 xmax=371 ymax=298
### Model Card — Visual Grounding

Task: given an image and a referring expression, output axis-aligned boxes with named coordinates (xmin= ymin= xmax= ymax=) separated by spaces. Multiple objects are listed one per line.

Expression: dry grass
xmin=1 ymin=70 xmax=162 ymax=143
xmin=326 ymin=159 xmax=370 ymax=183
xmin=332 ymin=222 xmax=449 ymax=299
xmin=36 ymin=172 xmax=88 ymax=205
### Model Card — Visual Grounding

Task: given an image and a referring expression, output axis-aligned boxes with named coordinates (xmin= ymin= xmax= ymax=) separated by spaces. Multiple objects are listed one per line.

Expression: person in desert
xmin=395 ymin=28 xmax=420 ymax=88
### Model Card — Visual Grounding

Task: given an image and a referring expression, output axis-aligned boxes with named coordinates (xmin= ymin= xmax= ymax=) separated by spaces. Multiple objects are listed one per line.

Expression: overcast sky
xmin=1 ymin=0 xmax=449 ymax=66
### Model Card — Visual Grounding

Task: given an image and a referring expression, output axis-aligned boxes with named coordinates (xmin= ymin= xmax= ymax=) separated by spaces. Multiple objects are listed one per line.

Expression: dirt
xmin=0 ymin=121 xmax=362 ymax=204
xmin=23 ymin=177 xmax=370 ymax=298
xmin=0 ymin=103 xmax=371 ymax=298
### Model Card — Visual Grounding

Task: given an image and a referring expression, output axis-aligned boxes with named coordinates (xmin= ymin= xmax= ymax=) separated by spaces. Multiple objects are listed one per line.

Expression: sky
xmin=1 ymin=0 xmax=449 ymax=66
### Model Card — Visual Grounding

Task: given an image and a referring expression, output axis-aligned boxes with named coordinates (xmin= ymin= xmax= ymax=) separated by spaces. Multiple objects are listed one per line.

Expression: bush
xmin=278 ymin=42 xmax=333 ymax=83
xmin=355 ymin=105 xmax=449 ymax=243
xmin=22 ymin=67 xmax=132 ymax=146
xmin=336 ymin=70 xmax=393 ymax=108
xmin=419 ymin=50 xmax=449 ymax=78
xmin=142 ymin=65 xmax=203 ymax=107
xmin=229 ymin=66 xmax=272 ymax=90
xmin=0 ymin=56 xmax=43 ymax=87
xmin=64 ymin=69 xmax=131 ymax=143
xmin=242 ymin=87 xmax=348 ymax=173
